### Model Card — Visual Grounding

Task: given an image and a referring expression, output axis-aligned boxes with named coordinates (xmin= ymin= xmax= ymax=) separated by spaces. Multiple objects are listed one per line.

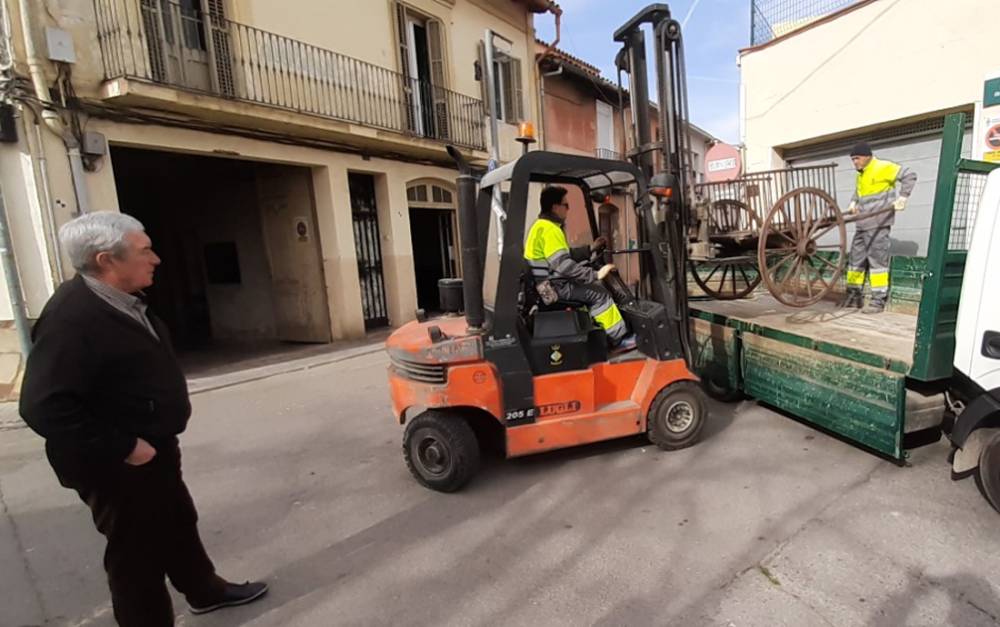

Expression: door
xmin=409 ymin=208 xmax=457 ymax=312
xmin=406 ymin=18 xmax=433 ymax=136
xmin=349 ymin=173 xmax=390 ymax=328
xmin=141 ymin=0 xmax=213 ymax=90
xmin=955 ymin=169 xmax=1000 ymax=389
xmin=396 ymin=4 xmax=446 ymax=139
xmin=255 ymin=165 xmax=332 ymax=343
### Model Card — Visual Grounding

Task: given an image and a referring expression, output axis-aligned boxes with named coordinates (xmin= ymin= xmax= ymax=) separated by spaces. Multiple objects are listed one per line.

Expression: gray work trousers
xmin=555 ymin=282 xmax=628 ymax=342
xmin=847 ymin=227 xmax=891 ymax=297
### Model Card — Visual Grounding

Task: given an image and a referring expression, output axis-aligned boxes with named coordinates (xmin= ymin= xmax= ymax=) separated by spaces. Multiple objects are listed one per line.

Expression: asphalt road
xmin=1 ymin=349 xmax=998 ymax=626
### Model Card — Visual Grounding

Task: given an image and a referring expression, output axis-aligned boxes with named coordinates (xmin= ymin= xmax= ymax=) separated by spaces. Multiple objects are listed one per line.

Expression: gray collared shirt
xmin=82 ymin=274 xmax=160 ymax=340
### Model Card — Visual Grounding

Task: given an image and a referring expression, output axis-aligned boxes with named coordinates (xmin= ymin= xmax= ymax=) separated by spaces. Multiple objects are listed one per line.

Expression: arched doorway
xmin=407 ymin=179 xmax=460 ymax=313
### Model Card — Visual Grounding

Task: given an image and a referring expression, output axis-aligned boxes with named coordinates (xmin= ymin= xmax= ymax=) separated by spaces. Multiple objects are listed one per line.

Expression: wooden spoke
xmin=806 ymin=257 xmax=832 ymax=290
xmin=814 ymin=253 xmax=841 ymax=272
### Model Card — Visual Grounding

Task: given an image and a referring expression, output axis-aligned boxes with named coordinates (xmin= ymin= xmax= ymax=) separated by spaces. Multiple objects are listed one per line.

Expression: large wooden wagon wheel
xmin=690 ymin=199 xmax=762 ymax=300
xmin=757 ymin=188 xmax=846 ymax=307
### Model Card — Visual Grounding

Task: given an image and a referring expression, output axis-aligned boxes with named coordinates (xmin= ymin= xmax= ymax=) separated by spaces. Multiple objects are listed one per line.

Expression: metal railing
xmin=595 ymin=148 xmax=623 ymax=160
xmin=93 ymin=0 xmax=486 ymax=149
xmin=751 ymin=0 xmax=861 ymax=46
xmin=694 ymin=163 xmax=838 ymax=221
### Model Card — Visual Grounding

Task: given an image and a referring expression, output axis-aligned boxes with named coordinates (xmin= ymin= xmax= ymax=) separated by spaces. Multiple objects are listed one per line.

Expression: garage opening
xmin=110 ymin=147 xmax=332 ymax=371
xmin=783 ymin=114 xmax=973 ymax=256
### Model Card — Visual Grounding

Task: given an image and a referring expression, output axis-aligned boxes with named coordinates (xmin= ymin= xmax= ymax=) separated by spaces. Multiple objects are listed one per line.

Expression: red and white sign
xmin=704 ymin=142 xmax=742 ymax=182
xmin=986 ymin=124 xmax=1000 ymax=150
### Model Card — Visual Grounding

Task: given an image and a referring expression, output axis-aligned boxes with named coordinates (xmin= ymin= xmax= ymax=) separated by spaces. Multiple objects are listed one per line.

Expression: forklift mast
xmin=614 ymin=3 xmax=693 ymax=361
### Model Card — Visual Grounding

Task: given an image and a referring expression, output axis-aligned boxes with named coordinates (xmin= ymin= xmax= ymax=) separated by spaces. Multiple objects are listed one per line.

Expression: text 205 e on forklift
xmin=385 ymin=5 xmax=705 ymax=492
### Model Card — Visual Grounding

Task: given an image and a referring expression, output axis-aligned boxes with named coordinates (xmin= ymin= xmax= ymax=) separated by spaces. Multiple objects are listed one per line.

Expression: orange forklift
xmin=386 ymin=4 xmax=707 ymax=491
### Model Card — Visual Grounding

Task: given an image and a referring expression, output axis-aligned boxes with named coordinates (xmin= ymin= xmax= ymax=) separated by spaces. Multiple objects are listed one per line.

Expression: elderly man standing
xmin=19 ymin=213 xmax=267 ymax=626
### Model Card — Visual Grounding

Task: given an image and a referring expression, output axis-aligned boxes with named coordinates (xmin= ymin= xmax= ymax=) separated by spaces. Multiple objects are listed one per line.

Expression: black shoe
xmin=189 ymin=581 xmax=268 ymax=615
xmin=840 ymin=290 xmax=863 ymax=309
xmin=862 ymin=298 xmax=886 ymax=314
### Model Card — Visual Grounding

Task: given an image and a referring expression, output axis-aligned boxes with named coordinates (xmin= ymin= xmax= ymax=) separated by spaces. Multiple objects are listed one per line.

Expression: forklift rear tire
xmin=647 ymin=381 xmax=708 ymax=451
xmin=404 ymin=410 xmax=481 ymax=492
xmin=975 ymin=431 xmax=1000 ymax=513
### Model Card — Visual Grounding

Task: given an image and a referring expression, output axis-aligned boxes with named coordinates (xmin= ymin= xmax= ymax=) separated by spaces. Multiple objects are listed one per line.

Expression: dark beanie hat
xmin=850 ymin=142 xmax=873 ymax=157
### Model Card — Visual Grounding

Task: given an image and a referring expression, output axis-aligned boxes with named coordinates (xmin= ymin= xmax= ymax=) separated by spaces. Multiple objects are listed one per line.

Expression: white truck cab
xmin=951 ymin=168 xmax=1000 ymax=511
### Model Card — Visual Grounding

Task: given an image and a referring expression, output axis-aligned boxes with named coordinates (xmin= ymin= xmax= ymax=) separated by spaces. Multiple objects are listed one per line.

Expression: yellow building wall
xmin=0 ymin=0 xmax=544 ymax=398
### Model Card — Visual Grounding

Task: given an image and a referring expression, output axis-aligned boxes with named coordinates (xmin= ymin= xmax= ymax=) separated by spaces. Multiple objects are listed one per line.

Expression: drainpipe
xmin=534 ymin=2 xmax=562 ymax=150
xmin=0 ymin=183 xmax=32 ymax=357
xmin=24 ymin=105 xmax=64 ymax=282
xmin=538 ymin=65 xmax=561 ymax=150
xmin=17 ymin=0 xmax=90 ymax=214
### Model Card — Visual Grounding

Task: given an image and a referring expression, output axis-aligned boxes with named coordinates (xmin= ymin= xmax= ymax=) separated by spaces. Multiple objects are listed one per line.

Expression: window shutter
xmin=427 ymin=20 xmax=446 ymax=87
xmin=427 ymin=19 xmax=449 ymax=139
xmin=395 ymin=2 xmax=415 ymax=132
xmin=510 ymin=56 xmax=524 ymax=122
xmin=501 ymin=57 xmax=514 ymax=123
xmin=395 ymin=2 xmax=410 ymax=81
xmin=477 ymin=41 xmax=489 ymax=108
xmin=203 ymin=0 xmax=235 ymax=96
xmin=140 ymin=0 xmax=169 ymax=82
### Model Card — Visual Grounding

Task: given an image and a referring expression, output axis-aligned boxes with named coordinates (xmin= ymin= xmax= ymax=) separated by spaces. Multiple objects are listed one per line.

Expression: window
xmin=479 ymin=45 xmax=523 ymax=124
xmin=407 ymin=182 xmax=454 ymax=207
xmin=394 ymin=2 xmax=447 ymax=137
xmin=596 ymin=101 xmax=615 ymax=153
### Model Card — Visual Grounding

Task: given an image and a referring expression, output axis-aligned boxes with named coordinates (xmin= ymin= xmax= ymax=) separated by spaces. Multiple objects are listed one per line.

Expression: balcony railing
xmin=595 ymin=148 xmax=622 ymax=160
xmin=92 ymin=0 xmax=486 ymax=149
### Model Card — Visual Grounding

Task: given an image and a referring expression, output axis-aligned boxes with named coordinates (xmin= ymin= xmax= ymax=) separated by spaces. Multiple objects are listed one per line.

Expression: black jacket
xmin=19 ymin=275 xmax=191 ymax=487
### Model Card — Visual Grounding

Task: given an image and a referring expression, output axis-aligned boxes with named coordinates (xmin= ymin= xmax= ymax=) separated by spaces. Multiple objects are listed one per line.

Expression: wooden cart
xmin=689 ymin=164 xmax=875 ymax=307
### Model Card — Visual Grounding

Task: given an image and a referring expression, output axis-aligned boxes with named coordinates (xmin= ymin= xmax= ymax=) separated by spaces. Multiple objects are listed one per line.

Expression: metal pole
xmin=0 ymin=183 xmax=32 ymax=357
xmin=626 ymin=30 xmax=653 ymax=179
xmin=484 ymin=29 xmax=502 ymax=164
xmin=30 ymin=114 xmax=64 ymax=282
xmin=483 ymin=29 xmax=512 ymax=257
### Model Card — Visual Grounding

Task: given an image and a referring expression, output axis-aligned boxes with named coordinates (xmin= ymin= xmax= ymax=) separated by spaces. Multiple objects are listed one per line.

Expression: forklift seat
xmin=520 ymin=261 xmax=588 ymax=314
xmin=537 ymin=298 xmax=588 ymax=312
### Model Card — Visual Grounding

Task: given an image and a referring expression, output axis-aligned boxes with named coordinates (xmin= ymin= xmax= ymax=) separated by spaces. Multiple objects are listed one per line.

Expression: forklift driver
xmin=525 ymin=186 xmax=637 ymax=351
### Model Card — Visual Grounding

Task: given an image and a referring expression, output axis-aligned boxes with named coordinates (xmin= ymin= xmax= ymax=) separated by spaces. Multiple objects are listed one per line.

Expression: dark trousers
xmin=555 ymin=282 xmax=628 ymax=341
xmin=73 ymin=441 xmax=224 ymax=627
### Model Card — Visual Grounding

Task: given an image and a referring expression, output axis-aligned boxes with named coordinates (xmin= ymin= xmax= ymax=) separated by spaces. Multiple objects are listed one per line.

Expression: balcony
xmin=92 ymin=0 xmax=486 ymax=150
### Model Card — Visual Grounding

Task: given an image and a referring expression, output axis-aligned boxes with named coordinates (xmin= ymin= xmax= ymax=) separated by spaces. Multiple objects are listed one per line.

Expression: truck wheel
xmin=975 ymin=431 xmax=1000 ymax=513
xmin=703 ymin=375 xmax=743 ymax=403
xmin=403 ymin=410 xmax=480 ymax=492
xmin=647 ymin=381 xmax=708 ymax=450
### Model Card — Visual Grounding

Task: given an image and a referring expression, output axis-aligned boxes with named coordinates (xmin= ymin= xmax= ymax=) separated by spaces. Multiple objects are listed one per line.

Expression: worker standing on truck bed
xmin=843 ymin=142 xmax=918 ymax=314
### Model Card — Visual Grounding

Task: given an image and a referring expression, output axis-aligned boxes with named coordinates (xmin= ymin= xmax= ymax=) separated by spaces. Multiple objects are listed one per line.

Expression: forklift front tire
xmin=975 ymin=430 xmax=1000 ymax=513
xmin=404 ymin=410 xmax=481 ymax=492
xmin=647 ymin=381 xmax=708 ymax=451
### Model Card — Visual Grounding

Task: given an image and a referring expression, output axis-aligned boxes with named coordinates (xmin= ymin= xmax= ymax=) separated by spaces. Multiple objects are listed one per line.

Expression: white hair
xmin=58 ymin=212 xmax=146 ymax=275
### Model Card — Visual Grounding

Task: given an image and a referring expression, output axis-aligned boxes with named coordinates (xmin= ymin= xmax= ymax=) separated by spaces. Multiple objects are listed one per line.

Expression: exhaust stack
xmin=446 ymin=146 xmax=486 ymax=334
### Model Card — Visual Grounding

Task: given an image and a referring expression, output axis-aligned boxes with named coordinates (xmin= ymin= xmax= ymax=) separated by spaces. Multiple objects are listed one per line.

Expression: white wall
xmin=740 ymin=0 xmax=993 ymax=170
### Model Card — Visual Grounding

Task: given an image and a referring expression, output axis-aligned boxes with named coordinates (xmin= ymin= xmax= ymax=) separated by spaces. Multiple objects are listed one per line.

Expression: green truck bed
xmin=686 ymin=113 xmax=998 ymax=461
xmin=690 ymin=293 xmax=928 ymax=460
